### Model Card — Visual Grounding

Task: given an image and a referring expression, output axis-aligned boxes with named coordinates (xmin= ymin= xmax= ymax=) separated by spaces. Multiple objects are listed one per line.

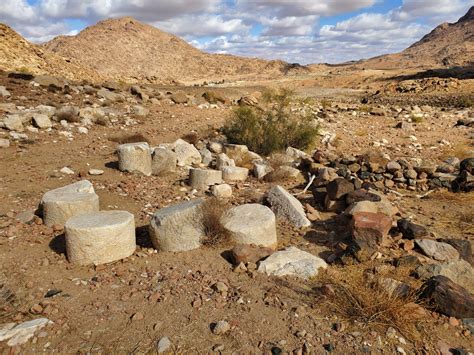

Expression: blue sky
xmin=2 ymin=0 xmax=473 ymax=64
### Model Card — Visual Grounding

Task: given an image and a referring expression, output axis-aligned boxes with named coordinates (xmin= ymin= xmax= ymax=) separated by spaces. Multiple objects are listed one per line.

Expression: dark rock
xmin=312 ymin=187 xmax=327 ymax=205
xmin=419 ymin=275 xmax=474 ymax=318
xmin=326 ymin=178 xmax=354 ymax=200
xmin=351 ymin=212 xmax=392 ymax=260
xmin=8 ymin=72 xmax=34 ymax=80
xmin=346 ymin=190 xmax=381 ymax=205
xmin=397 ymin=219 xmax=427 ymax=239
xmin=460 ymin=158 xmax=474 ymax=174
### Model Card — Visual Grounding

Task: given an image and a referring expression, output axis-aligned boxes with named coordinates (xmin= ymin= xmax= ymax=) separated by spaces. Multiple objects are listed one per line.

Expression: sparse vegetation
xmin=457 ymin=96 xmax=474 ymax=108
xmin=358 ymin=104 xmax=371 ymax=113
xmin=320 ymin=99 xmax=331 ymax=108
xmin=200 ymin=198 xmax=230 ymax=247
xmin=223 ymin=88 xmax=320 ymax=155
xmin=109 ymin=133 xmax=150 ymax=144
xmin=411 ymin=114 xmax=424 ymax=123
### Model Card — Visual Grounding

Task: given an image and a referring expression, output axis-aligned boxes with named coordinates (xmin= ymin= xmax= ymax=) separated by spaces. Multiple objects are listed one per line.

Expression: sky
xmin=0 ymin=0 xmax=472 ymax=64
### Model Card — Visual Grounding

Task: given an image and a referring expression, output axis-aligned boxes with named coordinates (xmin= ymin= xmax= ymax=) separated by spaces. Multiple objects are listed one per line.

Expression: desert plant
xmin=109 ymin=133 xmax=150 ymax=144
xmin=200 ymin=198 xmax=230 ymax=247
xmin=411 ymin=114 xmax=423 ymax=123
xmin=358 ymin=104 xmax=371 ymax=113
xmin=223 ymin=88 xmax=319 ymax=155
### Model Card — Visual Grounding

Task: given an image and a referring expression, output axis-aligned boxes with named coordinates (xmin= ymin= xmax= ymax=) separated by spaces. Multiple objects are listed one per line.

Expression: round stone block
xmin=189 ymin=168 xmax=222 ymax=190
xmin=41 ymin=180 xmax=99 ymax=226
xmin=221 ymin=166 xmax=249 ymax=182
xmin=117 ymin=142 xmax=152 ymax=176
xmin=221 ymin=204 xmax=277 ymax=248
xmin=65 ymin=211 xmax=136 ymax=265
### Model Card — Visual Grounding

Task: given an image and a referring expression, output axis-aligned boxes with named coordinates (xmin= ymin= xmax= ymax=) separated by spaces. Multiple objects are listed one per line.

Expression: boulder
xmin=151 ymin=147 xmax=177 ymax=176
xmin=117 ymin=142 xmax=152 ymax=176
xmin=171 ymin=139 xmax=201 ymax=167
xmin=221 ymin=166 xmax=249 ymax=182
xmin=65 ymin=211 xmax=136 ymax=265
xmin=215 ymin=153 xmax=235 ymax=170
xmin=3 ymin=115 xmax=23 ymax=131
xmin=257 ymin=246 xmax=327 ymax=279
xmin=415 ymin=239 xmax=459 ymax=262
xmin=97 ymin=88 xmax=123 ymax=102
xmin=34 ymin=75 xmax=65 ymax=89
xmin=397 ymin=219 xmax=427 ymax=239
xmin=438 ymin=239 xmax=472 ymax=265
xmin=266 ymin=185 xmax=311 ymax=228
xmin=32 ymin=114 xmax=52 ymax=129
xmin=40 ymin=180 xmax=99 ymax=226
xmin=253 ymin=162 xmax=274 ymax=180
xmin=199 ymin=147 xmax=213 ymax=166
xmin=170 ymin=91 xmax=188 ymax=104
xmin=189 ymin=168 xmax=222 ymax=190
xmin=211 ymin=184 xmax=232 ymax=199
xmin=221 ymin=204 xmax=277 ymax=248
xmin=351 ymin=212 xmax=392 ymax=260
xmin=420 ymin=275 xmax=474 ymax=318
xmin=416 ymin=260 xmax=474 ymax=294
xmin=326 ymin=178 xmax=354 ymax=200
xmin=149 ymin=199 xmax=204 ymax=252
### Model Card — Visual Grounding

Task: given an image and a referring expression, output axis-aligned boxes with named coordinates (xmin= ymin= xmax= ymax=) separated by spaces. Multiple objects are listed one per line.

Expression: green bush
xmin=223 ymin=89 xmax=319 ymax=155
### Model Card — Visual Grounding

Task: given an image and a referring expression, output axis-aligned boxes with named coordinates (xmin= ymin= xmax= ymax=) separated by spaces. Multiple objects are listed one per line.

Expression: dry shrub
xmin=181 ymin=132 xmax=200 ymax=145
xmin=0 ymin=274 xmax=20 ymax=321
xmin=109 ymin=133 xmax=150 ymax=144
xmin=318 ymin=264 xmax=428 ymax=342
xmin=200 ymin=198 xmax=230 ymax=247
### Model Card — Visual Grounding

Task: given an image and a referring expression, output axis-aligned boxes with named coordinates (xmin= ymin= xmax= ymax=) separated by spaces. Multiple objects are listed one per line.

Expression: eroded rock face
xmin=415 ymin=239 xmax=459 ymax=262
xmin=416 ymin=260 xmax=474 ymax=294
xmin=257 ymin=247 xmax=327 ymax=279
xmin=221 ymin=204 xmax=277 ymax=249
xmin=266 ymin=185 xmax=311 ymax=228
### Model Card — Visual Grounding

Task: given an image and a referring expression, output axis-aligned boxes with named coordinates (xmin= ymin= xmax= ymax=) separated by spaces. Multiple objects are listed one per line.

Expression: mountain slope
xmin=44 ymin=17 xmax=304 ymax=84
xmin=363 ymin=6 xmax=474 ymax=69
xmin=0 ymin=23 xmax=102 ymax=81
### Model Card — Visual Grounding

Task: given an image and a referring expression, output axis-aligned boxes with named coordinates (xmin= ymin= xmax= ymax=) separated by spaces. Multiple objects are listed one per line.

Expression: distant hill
xmin=362 ymin=6 xmax=474 ymax=69
xmin=43 ymin=17 xmax=308 ymax=84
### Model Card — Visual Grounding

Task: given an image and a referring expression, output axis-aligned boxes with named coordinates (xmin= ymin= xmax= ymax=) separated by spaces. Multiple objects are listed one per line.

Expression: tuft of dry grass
xmin=0 ymin=274 xmax=20 ymax=321
xmin=200 ymin=198 xmax=230 ymax=247
xmin=109 ymin=133 xmax=151 ymax=144
xmin=181 ymin=132 xmax=200 ymax=145
xmin=318 ymin=264 xmax=428 ymax=342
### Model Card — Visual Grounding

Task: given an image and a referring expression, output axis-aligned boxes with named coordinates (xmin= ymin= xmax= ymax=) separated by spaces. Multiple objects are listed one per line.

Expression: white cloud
xmin=394 ymin=0 xmax=473 ymax=23
xmin=155 ymin=15 xmax=249 ymax=37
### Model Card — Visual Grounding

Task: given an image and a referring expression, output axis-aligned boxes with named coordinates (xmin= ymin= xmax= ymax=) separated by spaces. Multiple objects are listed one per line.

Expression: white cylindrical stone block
xmin=221 ymin=204 xmax=277 ymax=249
xmin=117 ymin=142 xmax=152 ymax=176
xmin=65 ymin=211 xmax=136 ymax=265
xmin=221 ymin=166 xmax=249 ymax=182
xmin=189 ymin=168 xmax=222 ymax=190
xmin=41 ymin=180 xmax=99 ymax=226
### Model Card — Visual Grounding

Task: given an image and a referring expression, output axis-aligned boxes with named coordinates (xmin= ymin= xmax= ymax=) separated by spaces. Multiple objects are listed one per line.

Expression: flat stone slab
xmin=415 ymin=239 xmax=459 ymax=262
xmin=65 ymin=211 xmax=136 ymax=265
xmin=258 ymin=246 xmax=327 ymax=279
xmin=41 ymin=180 xmax=99 ymax=226
xmin=221 ymin=204 xmax=277 ymax=248
xmin=149 ymin=199 xmax=204 ymax=252
xmin=0 ymin=318 xmax=52 ymax=346
xmin=266 ymin=185 xmax=311 ymax=228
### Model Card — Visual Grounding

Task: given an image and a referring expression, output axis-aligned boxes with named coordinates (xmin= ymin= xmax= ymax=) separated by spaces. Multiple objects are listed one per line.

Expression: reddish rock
xmin=231 ymin=244 xmax=274 ymax=265
xmin=351 ymin=212 xmax=392 ymax=259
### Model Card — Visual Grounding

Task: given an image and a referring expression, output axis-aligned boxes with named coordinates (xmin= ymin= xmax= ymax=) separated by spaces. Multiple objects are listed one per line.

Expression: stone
xmin=0 ymin=138 xmax=10 ymax=148
xmin=215 ymin=153 xmax=235 ymax=170
xmin=117 ymin=142 xmax=152 ymax=176
xmin=286 ymin=146 xmax=310 ymax=161
xmin=40 ymin=180 xmax=99 ymax=226
xmin=211 ymin=184 xmax=232 ymax=199
xmin=133 ymin=105 xmax=148 ymax=116
xmin=265 ymin=166 xmax=302 ymax=181
xmin=351 ymin=212 xmax=392 ymax=259
xmin=460 ymin=158 xmax=474 ymax=174
xmin=266 ymin=185 xmax=311 ymax=228
xmin=257 ymin=246 xmax=328 ymax=280
xmin=60 ymin=167 xmax=75 ymax=175
xmin=438 ymin=239 xmax=472 ymax=265
xmin=170 ymin=91 xmax=188 ymax=104
xmin=88 ymin=169 xmax=104 ymax=176
xmin=149 ymin=199 xmax=204 ymax=252
xmin=224 ymin=144 xmax=248 ymax=165
xmin=199 ymin=147 xmax=213 ymax=166
xmin=415 ymin=239 xmax=459 ymax=262
xmin=65 ymin=211 xmax=136 ymax=265
xmin=0 ymin=318 xmax=52 ymax=346
xmin=346 ymin=190 xmax=381 ymax=205
xmin=231 ymin=244 xmax=274 ymax=265
xmin=4 ymin=115 xmax=23 ymax=131
xmin=34 ymin=75 xmax=65 ymax=89
xmin=386 ymin=161 xmax=402 ymax=173
xmin=208 ymin=142 xmax=223 ymax=153
xmin=16 ymin=210 xmax=36 ymax=224
xmin=416 ymin=260 xmax=474 ymax=294
xmin=55 ymin=105 xmax=79 ymax=122
xmin=378 ymin=277 xmax=411 ymax=298
xmin=221 ymin=166 xmax=249 ymax=182
xmin=32 ymin=114 xmax=52 ymax=129
xmin=97 ymin=88 xmax=123 ymax=102
xmin=326 ymin=178 xmax=354 ymax=200
xmin=404 ymin=169 xmax=418 ymax=180
xmin=171 ymin=139 xmax=201 ymax=167
xmin=0 ymin=86 xmax=10 ymax=97
xmin=212 ymin=320 xmax=230 ymax=335
xmin=324 ymin=196 xmax=346 ymax=213
xmin=345 ymin=201 xmax=379 ymax=215
xmin=151 ymin=147 xmax=177 ymax=176
xmin=156 ymin=337 xmax=171 ymax=353
xmin=189 ymin=168 xmax=222 ymax=190
xmin=221 ymin=204 xmax=277 ymax=248
xmin=420 ymin=275 xmax=474 ymax=318
xmin=253 ymin=162 xmax=274 ymax=180
xmin=397 ymin=219 xmax=427 ymax=239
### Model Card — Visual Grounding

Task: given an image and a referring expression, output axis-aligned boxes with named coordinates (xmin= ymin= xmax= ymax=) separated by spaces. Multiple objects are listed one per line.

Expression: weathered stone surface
xmin=266 ymin=185 xmax=311 ymax=228
xmin=438 ymin=239 xmax=473 ymax=265
xmin=345 ymin=201 xmax=379 ymax=215
xmin=149 ymin=199 xmax=204 ymax=252
xmin=224 ymin=144 xmax=248 ymax=165
xmin=286 ymin=146 xmax=310 ymax=160
xmin=0 ymin=86 xmax=10 ymax=97
xmin=221 ymin=166 xmax=249 ymax=182
xmin=346 ymin=190 xmax=381 ymax=205
xmin=253 ymin=162 xmax=274 ymax=180
xmin=65 ymin=211 xmax=136 ymax=265
xmin=0 ymin=318 xmax=52 ymax=346
xmin=231 ymin=244 xmax=274 ymax=265
xmin=189 ymin=168 xmax=222 ymax=190
xmin=34 ymin=75 xmax=65 ymax=89
xmin=97 ymin=88 xmax=123 ymax=102
xmin=133 ymin=105 xmax=148 ymax=116
xmin=171 ymin=139 xmax=201 ymax=167
xmin=265 ymin=166 xmax=302 ymax=181
xmin=55 ymin=105 xmax=79 ymax=122
xmin=117 ymin=142 xmax=152 ymax=176
xmin=199 ymin=147 xmax=213 ymax=166
xmin=170 ymin=91 xmax=188 ymax=104
xmin=4 ymin=115 xmax=23 ymax=131
xmin=215 ymin=153 xmax=235 ymax=170
xmin=221 ymin=204 xmax=277 ymax=248
xmin=351 ymin=212 xmax=392 ymax=259
xmin=326 ymin=178 xmax=354 ymax=200
xmin=208 ymin=142 xmax=223 ymax=153
xmin=0 ymin=138 xmax=10 ymax=148
xmin=420 ymin=275 xmax=474 ymax=318
xmin=386 ymin=161 xmax=402 ymax=173
xmin=156 ymin=337 xmax=171 ymax=353
xmin=211 ymin=184 xmax=232 ymax=198
xmin=257 ymin=246 xmax=327 ymax=279
xmin=415 ymin=239 xmax=459 ymax=262
xmin=41 ymin=180 xmax=99 ymax=226
xmin=416 ymin=260 xmax=474 ymax=294
xmin=151 ymin=147 xmax=177 ymax=176
xmin=32 ymin=113 xmax=52 ymax=129
xmin=397 ymin=219 xmax=427 ymax=239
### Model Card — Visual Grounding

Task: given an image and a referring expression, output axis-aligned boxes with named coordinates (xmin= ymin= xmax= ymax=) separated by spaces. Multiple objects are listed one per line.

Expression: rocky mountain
xmin=43 ymin=17 xmax=306 ymax=84
xmin=363 ymin=6 xmax=474 ymax=69
xmin=0 ymin=23 xmax=102 ymax=81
